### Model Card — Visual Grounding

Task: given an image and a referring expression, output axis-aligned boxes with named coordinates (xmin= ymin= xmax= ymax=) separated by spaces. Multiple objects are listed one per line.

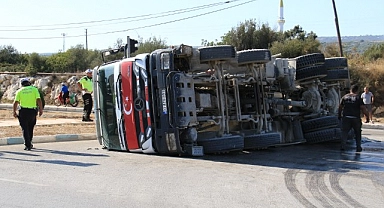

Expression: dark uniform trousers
xmin=18 ymin=108 xmax=37 ymax=148
xmin=82 ymin=93 xmax=93 ymax=120
xmin=341 ymin=117 xmax=362 ymax=148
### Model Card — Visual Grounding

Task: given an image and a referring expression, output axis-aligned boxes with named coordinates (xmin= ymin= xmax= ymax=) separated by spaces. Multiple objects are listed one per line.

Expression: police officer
xmin=13 ymin=78 xmax=43 ymax=150
xmin=338 ymin=85 xmax=368 ymax=152
xmin=77 ymin=69 xmax=93 ymax=122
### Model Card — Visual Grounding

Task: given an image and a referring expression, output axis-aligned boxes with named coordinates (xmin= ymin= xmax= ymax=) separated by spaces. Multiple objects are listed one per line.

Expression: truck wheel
xmin=244 ymin=132 xmax=281 ymax=150
xmin=324 ymin=57 xmax=348 ymax=69
xmin=301 ymin=116 xmax=340 ymax=133
xmin=199 ymin=45 xmax=236 ymax=63
xmin=237 ymin=49 xmax=271 ymax=65
xmin=295 ymin=53 xmax=325 ymax=70
xmin=296 ymin=65 xmax=327 ymax=82
xmin=304 ymin=128 xmax=341 ymax=143
xmin=321 ymin=69 xmax=349 ymax=81
xmin=197 ymin=134 xmax=244 ymax=154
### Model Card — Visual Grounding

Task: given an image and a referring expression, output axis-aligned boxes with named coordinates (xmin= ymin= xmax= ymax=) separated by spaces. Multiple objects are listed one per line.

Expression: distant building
xmin=278 ymin=0 xmax=285 ymax=32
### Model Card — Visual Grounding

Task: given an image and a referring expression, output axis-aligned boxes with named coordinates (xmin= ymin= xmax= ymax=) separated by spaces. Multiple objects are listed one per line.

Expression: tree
xmin=135 ymin=36 xmax=168 ymax=54
xmin=114 ymin=38 xmax=123 ymax=48
xmin=86 ymin=50 xmax=102 ymax=69
xmin=220 ymin=19 xmax=279 ymax=50
xmin=201 ymin=39 xmax=220 ymax=46
xmin=321 ymin=43 xmax=340 ymax=57
xmin=46 ymin=52 xmax=71 ymax=73
xmin=270 ymin=25 xmax=321 ymax=57
xmin=270 ymin=39 xmax=304 ymax=58
xmin=27 ymin=52 xmax=47 ymax=72
xmin=363 ymin=43 xmax=384 ymax=61
xmin=67 ymin=45 xmax=89 ymax=72
xmin=0 ymin=45 xmax=22 ymax=65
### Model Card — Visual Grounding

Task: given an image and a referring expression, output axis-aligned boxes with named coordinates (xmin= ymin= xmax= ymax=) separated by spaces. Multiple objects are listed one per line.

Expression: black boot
xmin=84 ymin=114 xmax=93 ymax=122
xmin=356 ymin=137 xmax=362 ymax=152
xmin=356 ymin=146 xmax=362 ymax=152
xmin=82 ymin=110 xmax=87 ymax=121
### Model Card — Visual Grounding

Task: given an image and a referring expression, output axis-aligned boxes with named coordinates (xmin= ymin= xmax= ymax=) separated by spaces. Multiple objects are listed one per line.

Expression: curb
xmin=362 ymin=123 xmax=384 ymax=130
xmin=0 ymin=133 xmax=96 ymax=146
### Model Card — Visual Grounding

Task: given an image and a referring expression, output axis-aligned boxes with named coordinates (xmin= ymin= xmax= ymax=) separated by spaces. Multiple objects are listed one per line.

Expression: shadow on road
xmin=0 ymin=156 xmax=99 ymax=167
xmin=198 ymin=141 xmax=384 ymax=173
xmin=32 ymin=148 xmax=109 ymax=157
xmin=0 ymin=148 xmax=109 ymax=167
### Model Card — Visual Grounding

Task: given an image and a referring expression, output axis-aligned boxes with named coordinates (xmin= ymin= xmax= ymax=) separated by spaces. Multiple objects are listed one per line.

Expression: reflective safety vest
xmin=78 ymin=76 xmax=93 ymax=93
xmin=14 ymin=86 xmax=40 ymax=108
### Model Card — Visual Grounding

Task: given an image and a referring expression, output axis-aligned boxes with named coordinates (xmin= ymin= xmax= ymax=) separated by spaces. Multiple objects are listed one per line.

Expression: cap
xmin=85 ymin=69 xmax=93 ymax=74
xmin=20 ymin=78 xmax=30 ymax=84
xmin=61 ymin=82 xmax=66 ymax=86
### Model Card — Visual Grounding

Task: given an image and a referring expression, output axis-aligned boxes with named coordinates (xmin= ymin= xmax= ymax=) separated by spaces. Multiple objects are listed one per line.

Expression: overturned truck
xmin=93 ymin=45 xmax=349 ymax=156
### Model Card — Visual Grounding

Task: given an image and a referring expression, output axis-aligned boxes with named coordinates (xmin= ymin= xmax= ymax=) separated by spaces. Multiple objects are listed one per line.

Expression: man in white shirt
xmin=361 ymin=86 xmax=374 ymax=123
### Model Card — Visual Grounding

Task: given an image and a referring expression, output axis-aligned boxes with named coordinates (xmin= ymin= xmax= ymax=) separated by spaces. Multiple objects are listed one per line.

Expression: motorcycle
xmin=54 ymin=92 xmax=79 ymax=107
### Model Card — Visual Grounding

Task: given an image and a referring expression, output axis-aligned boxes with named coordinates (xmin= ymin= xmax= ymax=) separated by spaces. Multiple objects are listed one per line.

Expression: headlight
xmin=161 ymin=53 xmax=170 ymax=70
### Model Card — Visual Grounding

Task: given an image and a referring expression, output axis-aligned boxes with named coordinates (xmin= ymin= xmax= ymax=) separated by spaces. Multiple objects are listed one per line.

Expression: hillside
xmin=318 ymin=35 xmax=384 ymax=55
xmin=317 ymin=35 xmax=384 ymax=43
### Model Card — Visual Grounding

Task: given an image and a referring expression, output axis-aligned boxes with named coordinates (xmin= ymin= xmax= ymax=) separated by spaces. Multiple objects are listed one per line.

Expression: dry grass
xmin=0 ymin=109 xmax=95 ymax=138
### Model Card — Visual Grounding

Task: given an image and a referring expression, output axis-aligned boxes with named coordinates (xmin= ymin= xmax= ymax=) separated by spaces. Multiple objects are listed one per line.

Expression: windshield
xmin=98 ymin=64 xmax=120 ymax=149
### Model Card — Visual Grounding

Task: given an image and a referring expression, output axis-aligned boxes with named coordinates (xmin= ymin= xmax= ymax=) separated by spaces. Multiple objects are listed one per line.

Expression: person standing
xmin=338 ymin=85 xmax=368 ymax=152
xmin=361 ymin=86 xmax=374 ymax=123
xmin=13 ymin=78 xmax=43 ymax=151
xmin=61 ymin=82 xmax=69 ymax=106
xmin=77 ymin=69 xmax=93 ymax=122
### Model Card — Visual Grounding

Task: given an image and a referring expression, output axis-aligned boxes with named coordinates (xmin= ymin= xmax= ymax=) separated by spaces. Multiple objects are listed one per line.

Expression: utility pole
xmin=85 ymin=29 xmax=88 ymax=50
xmin=331 ymin=0 xmax=343 ymax=57
xmin=61 ymin=33 xmax=66 ymax=52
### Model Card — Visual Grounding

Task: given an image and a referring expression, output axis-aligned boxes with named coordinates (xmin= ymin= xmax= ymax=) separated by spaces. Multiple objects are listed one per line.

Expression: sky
xmin=0 ymin=0 xmax=382 ymax=53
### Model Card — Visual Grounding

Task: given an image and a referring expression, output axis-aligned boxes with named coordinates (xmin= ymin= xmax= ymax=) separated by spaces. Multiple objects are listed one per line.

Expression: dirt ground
xmin=0 ymin=109 xmax=95 ymax=138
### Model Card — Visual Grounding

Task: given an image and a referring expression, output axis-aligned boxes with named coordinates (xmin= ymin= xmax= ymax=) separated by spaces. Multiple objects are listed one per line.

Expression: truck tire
xmin=324 ymin=57 xmax=348 ymax=69
xmin=295 ymin=53 xmax=325 ymax=70
xmin=296 ymin=65 xmax=327 ymax=82
xmin=237 ymin=49 xmax=271 ymax=65
xmin=321 ymin=69 xmax=349 ymax=81
xmin=244 ymin=132 xmax=281 ymax=149
xmin=197 ymin=134 xmax=244 ymax=154
xmin=301 ymin=116 xmax=340 ymax=133
xmin=304 ymin=128 xmax=341 ymax=143
xmin=199 ymin=45 xmax=236 ymax=63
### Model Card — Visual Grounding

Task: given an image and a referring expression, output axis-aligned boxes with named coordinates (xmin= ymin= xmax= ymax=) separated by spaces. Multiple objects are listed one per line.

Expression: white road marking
xmin=0 ymin=178 xmax=48 ymax=187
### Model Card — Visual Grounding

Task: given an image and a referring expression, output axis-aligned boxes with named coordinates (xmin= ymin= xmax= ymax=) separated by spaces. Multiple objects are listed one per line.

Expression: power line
xmin=0 ymin=0 xmax=240 ymax=30
xmin=0 ymin=2 xmax=228 ymax=32
xmin=0 ymin=0 xmax=256 ymax=40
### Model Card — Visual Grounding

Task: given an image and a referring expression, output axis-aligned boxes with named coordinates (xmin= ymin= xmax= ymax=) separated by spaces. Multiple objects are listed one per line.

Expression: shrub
xmin=363 ymin=43 xmax=384 ymax=61
xmin=0 ymin=88 xmax=3 ymax=101
xmin=36 ymin=87 xmax=45 ymax=109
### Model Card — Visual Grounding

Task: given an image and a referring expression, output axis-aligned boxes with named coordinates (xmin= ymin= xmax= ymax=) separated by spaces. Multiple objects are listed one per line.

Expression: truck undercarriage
xmin=94 ymin=44 xmax=350 ymax=156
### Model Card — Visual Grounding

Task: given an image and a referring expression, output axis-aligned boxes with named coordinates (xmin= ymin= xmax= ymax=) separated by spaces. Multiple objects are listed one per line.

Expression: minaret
xmin=278 ymin=0 xmax=285 ymax=32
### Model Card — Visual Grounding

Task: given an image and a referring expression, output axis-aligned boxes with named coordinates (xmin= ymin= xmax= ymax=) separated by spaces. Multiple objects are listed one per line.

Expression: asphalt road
xmin=0 ymin=129 xmax=383 ymax=208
